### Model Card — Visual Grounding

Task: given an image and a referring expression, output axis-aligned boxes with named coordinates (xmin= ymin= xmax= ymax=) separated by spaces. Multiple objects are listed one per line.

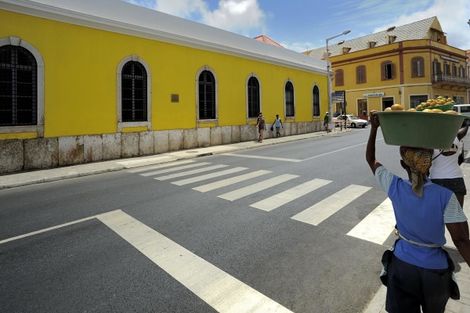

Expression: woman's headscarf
xmin=399 ymin=146 xmax=433 ymax=197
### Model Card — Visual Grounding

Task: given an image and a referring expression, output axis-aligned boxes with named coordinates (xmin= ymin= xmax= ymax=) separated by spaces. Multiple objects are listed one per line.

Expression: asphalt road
xmin=0 ymin=128 xmax=406 ymax=313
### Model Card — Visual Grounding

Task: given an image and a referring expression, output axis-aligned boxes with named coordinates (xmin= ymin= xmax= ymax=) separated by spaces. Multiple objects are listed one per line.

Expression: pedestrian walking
xmin=271 ymin=114 xmax=283 ymax=137
xmin=323 ymin=112 xmax=330 ymax=132
xmin=430 ymin=124 xmax=469 ymax=207
xmin=256 ymin=112 xmax=266 ymax=143
xmin=366 ymin=112 xmax=470 ymax=313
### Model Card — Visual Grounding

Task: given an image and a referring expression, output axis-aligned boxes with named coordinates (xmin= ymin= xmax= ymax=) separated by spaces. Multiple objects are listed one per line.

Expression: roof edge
xmin=0 ymin=0 xmax=327 ymax=75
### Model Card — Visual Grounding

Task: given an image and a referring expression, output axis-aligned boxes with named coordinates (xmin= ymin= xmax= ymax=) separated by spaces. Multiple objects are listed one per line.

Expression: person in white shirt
xmin=430 ymin=124 xmax=469 ymax=207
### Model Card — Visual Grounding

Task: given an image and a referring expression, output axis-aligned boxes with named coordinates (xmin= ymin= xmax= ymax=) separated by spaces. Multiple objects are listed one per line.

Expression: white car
xmin=334 ymin=114 xmax=368 ymax=128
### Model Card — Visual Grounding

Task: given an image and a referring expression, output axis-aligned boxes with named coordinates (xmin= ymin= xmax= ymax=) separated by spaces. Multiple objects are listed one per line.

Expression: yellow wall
xmin=0 ymin=9 xmax=327 ymax=139
xmin=330 ymin=39 xmax=468 ymax=115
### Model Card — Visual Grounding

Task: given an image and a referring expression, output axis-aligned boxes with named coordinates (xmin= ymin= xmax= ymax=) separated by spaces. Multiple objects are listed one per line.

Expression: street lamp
xmin=325 ymin=29 xmax=350 ymax=131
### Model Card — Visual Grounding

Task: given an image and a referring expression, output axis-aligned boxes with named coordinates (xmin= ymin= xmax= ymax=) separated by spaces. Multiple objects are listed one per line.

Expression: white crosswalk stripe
xmin=128 ymin=160 xmax=398 ymax=246
xmin=250 ymin=179 xmax=332 ymax=212
xmin=172 ymin=167 xmax=248 ymax=186
xmin=346 ymin=198 xmax=396 ymax=245
xmin=193 ymin=170 xmax=272 ymax=193
xmin=155 ymin=164 xmax=229 ymax=181
xmin=140 ymin=162 xmax=210 ymax=177
xmin=98 ymin=210 xmax=293 ymax=313
xmin=218 ymin=174 xmax=298 ymax=201
xmin=291 ymin=184 xmax=372 ymax=226
xmin=127 ymin=160 xmax=195 ymax=173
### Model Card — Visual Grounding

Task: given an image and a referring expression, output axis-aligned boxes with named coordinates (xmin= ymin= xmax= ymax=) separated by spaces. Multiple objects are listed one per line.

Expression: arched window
xmin=0 ymin=45 xmax=37 ymax=126
xmin=121 ymin=61 xmax=147 ymax=122
xmin=313 ymin=86 xmax=320 ymax=117
xmin=285 ymin=81 xmax=295 ymax=117
xmin=247 ymin=76 xmax=260 ymax=118
xmin=335 ymin=69 xmax=344 ymax=86
xmin=356 ymin=65 xmax=366 ymax=84
xmin=198 ymin=70 xmax=216 ymax=120
xmin=411 ymin=57 xmax=424 ymax=77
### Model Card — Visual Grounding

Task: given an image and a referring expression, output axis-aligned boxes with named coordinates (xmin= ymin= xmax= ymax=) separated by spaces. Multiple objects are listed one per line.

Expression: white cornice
xmin=0 ymin=0 xmax=327 ymax=75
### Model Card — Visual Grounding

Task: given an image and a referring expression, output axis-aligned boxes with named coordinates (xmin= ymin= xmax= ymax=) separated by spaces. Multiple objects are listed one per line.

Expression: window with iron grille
xmin=335 ymin=69 xmax=344 ymax=86
xmin=285 ymin=81 xmax=295 ymax=117
xmin=121 ymin=61 xmax=147 ymax=122
xmin=411 ymin=57 xmax=424 ymax=77
xmin=313 ymin=86 xmax=320 ymax=117
xmin=247 ymin=76 xmax=260 ymax=118
xmin=198 ymin=70 xmax=216 ymax=120
xmin=0 ymin=45 xmax=37 ymax=126
xmin=356 ymin=65 xmax=366 ymax=84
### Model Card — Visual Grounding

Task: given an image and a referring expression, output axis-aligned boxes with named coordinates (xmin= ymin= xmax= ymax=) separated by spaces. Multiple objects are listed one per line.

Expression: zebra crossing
xmin=128 ymin=160 xmax=396 ymax=246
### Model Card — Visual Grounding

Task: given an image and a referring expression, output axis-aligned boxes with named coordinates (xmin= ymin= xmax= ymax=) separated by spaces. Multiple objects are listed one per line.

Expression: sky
xmin=124 ymin=0 xmax=470 ymax=52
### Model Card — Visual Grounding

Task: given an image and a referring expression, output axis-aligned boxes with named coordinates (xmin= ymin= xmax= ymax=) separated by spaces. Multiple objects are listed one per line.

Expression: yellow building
xmin=0 ymin=0 xmax=327 ymax=174
xmin=305 ymin=17 xmax=469 ymax=119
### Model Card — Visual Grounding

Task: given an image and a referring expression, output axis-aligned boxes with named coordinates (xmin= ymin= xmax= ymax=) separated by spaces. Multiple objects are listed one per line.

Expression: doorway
xmin=382 ymin=97 xmax=394 ymax=110
xmin=357 ymin=99 xmax=368 ymax=120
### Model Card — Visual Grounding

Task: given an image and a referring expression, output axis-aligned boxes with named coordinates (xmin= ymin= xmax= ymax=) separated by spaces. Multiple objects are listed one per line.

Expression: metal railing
xmin=432 ymin=74 xmax=470 ymax=86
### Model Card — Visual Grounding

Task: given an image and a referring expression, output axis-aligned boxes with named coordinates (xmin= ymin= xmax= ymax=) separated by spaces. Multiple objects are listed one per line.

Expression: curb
xmin=0 ymin=129 xmax=351 ymax=190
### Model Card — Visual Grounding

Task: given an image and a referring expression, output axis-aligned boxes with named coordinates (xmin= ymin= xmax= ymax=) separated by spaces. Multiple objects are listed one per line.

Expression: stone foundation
xmin=0 ymin=122 xmax=323 ymax=175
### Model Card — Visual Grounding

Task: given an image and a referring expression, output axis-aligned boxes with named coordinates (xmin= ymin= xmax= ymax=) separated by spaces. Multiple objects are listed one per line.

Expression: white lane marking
xmin=172 ymin=167 xmax=248 ymax=186
xmin=218 ymin=174 xmax=298 ymax=201
xmin=302 ymin=138 xmax=384 ymax=162
xmin=250 ymin=179 xmax=332 ymax=212
xmin=291 ymin=185 xmax=372 ymax=226
xmin=98 ymin=210 xmax=293 ymax=313
xmin=127 ymin=160 xmax=195 ymax=173
xmin=193 ymin=170 xmax=272 ymax=193
xmin=0 ymin=215 xmax=97 ymax=245
xmin=140 ymin=162 xmax=210 ymax=177
xmin=347 ymin=198 xmax=396 ymax=245
xmin=155 ymin=164 xmax=228 ymax=181
xmin=223 ymin=153 xmax=301 ymax=163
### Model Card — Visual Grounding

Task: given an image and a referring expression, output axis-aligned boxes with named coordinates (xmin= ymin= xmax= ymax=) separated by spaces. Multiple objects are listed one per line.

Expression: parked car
xmin=453 ymin=104 xmax=470 ymax=126
xmin=333 ymin=114 xmax=368 ymax=128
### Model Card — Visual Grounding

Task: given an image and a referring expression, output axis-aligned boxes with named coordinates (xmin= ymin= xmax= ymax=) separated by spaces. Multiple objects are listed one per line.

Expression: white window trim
xmin=312 ymin=83 xmax=321 ymax=117
xmin=195 ymin=66 xmax=218 ymax=122
xmin=246 ymin=73 xmax=262 ymax=120
xmin=0 ymin=36 xmax=44 ymax=136
xmin=116 ymin=55 xmax=152 ymax=131
xmin=284 ymin=79 xmax=295 ymax=118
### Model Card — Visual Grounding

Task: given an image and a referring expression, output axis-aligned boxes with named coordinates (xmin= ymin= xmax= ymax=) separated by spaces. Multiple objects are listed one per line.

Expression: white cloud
xmin=141 ymin=0 xmax=266 ymax=36
xmin=155 ymin=0 xmax=207 ymax=18
xmin=281 ymin=41 xmax=321 ymax=53
xmin=202 ymin=0 xmax=266 ymax=35
xmin=374 ymin=0 xmax=470 ymax=50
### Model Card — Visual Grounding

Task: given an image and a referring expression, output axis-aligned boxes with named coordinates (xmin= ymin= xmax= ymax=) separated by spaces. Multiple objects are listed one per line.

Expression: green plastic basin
xmin=376 ymin=111 xmax=465 ymax=149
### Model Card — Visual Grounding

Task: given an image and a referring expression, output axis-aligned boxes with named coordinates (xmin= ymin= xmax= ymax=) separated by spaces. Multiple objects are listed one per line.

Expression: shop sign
xmin=364 ymin=92 xmax=384 ymax=97
xmin=332 ymin=90 xmax=345 ymax=102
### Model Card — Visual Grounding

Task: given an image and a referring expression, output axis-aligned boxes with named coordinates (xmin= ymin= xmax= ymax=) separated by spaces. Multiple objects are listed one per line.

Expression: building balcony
xmin=432 ymin=74 xmax=470 ymax=88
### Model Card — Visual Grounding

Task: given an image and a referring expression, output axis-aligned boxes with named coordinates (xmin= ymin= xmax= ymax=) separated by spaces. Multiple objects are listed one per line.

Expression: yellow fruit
xmin=423 ymin=109 xmax=432 ymax=112
xmin=407 ymin=108 xmax=416 ymax=112
xmin=432 ymin=109 xmax=443 ymax=113
xmin=444 ymin=110 xmax=458 ymax=115
xmin=384 ymin=107 xmax=392 ymax=111
xmin=391 ymin=104 xmax=404 ymax=111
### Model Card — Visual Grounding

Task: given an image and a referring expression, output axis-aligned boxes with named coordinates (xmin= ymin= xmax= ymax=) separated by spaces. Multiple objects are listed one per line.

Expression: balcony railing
xmin=432 ymin=74 xmax=470 ymax=87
